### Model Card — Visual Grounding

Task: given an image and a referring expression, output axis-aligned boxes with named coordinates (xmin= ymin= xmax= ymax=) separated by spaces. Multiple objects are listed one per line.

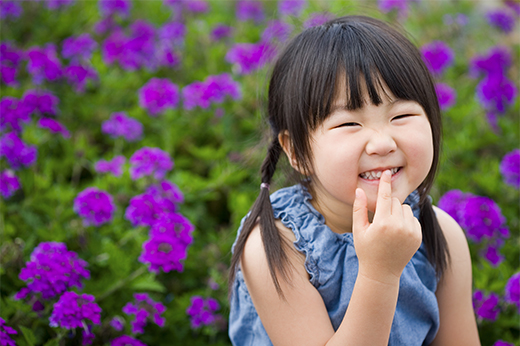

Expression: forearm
xmin=326 ymin=273 xmax=400 ymax=346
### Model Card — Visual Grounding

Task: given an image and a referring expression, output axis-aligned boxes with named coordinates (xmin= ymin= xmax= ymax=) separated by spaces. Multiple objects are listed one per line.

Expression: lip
xmin=358 ymin=166 xmax=403 ymax=184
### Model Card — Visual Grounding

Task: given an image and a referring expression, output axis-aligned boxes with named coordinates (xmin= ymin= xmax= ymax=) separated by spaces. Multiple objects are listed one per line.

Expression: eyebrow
xmin=330 ymin=98 xmax=416 ymax=114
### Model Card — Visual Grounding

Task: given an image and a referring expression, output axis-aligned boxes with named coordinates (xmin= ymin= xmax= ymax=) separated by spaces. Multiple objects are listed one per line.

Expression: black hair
xmin=229 ymin=15 xmax=450 ymax=297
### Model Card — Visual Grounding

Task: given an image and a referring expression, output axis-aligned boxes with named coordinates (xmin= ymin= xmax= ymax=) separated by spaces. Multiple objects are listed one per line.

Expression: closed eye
xmin=392 ymin=114 xmax=413 ymax=121
xmin=338 ymin=122 xmax=360 ymax=127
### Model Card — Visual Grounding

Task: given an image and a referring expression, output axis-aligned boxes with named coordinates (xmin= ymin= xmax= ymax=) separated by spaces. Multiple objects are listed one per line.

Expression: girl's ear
xmin=278 ymin=131 xmax=310 ymax=175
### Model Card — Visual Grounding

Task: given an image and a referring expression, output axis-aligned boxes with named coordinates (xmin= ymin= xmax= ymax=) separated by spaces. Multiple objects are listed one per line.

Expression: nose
xmin=365 ymin=131 xmax=397 ymax=156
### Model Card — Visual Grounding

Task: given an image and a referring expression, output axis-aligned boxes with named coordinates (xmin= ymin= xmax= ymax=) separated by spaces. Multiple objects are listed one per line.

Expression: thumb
xmin=352 ymin=188 xmax=369 ymax=234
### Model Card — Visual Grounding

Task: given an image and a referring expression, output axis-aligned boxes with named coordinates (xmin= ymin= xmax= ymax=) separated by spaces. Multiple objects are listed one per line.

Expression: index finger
xmin=373 ymin=170 xmax=392 ymax=219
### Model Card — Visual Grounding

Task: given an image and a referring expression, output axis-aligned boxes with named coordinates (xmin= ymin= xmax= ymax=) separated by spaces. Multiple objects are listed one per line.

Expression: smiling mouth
xmin=359 ymin=167 xmax=401 ymax=180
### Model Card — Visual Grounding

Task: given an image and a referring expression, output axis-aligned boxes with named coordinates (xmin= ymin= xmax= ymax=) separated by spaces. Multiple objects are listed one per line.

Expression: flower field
xmin=0 ymin=0 xmax=518 ymax=345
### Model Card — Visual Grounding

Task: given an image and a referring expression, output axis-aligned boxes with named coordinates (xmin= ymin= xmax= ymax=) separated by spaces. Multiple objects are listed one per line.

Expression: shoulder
xmin=432 ymin=205 xmax=469 ymax=258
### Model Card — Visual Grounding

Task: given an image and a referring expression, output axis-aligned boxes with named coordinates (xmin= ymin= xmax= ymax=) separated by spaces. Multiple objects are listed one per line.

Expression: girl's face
xmin=305 ymin=85 xmax=434 ymax=232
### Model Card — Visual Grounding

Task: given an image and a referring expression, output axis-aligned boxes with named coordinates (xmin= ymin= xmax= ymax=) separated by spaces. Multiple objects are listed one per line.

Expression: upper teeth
xmin=360 ymin=167 xmax=399 ymax=180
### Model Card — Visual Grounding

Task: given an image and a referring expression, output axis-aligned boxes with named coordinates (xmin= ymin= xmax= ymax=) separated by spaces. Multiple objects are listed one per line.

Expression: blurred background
xmin=0 ymin=0 xmax=518 ymax=345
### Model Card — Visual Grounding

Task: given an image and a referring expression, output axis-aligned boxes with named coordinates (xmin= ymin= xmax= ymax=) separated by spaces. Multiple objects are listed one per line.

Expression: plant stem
xmin=97 ymin=266 xmax=146 ymax=301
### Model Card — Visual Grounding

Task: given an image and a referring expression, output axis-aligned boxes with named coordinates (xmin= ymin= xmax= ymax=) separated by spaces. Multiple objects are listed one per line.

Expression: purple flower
xmin=49 ymin=291 xmax=101 ymax=329
xmin=111 ymin=335 xmax=147 ymax=346
xmin=262 ymin=20 xmax=293 ymax=43
xmin=38 ymin=118 xmax=70 ymax=138
xmin=95 ymin=156 xmax=125 ymax=177
xmin=22 ymin=89 xmax=60 ymax=116
xmin=0 ymin=132 xmax=37 ymax=169
xmin=438 ymin=189 xmax=470 ymax=224
xmin=182 ymin=73 xmax=241 ymax=110
xmin=278 ymin=0 xmax=307 ymax=16
xmin=44 ymin=0 xmax=75 ymax=9
xmin=302 ymin=12 xmax=333 ymax=28
xmin=138 ymin=78 xmax=180 ymax=116
xmin=0 ymin=96 xmax=31 ymax=132
xmin=1 ymin=42 xmax=22 ymax=86
xmin=435 ymin=83 xmax=456 ymax=111
xmin=483 ymin=242 xmax=504 ymax=266
xmin=158 ymin=22 xmax=186 ymax=47
xmin=476 ymin=74 xmax=517 ymax=114
xmin=0 ymin=317 xmax=17 ymax=346
xmin=226 ymin=42 xmax=276 ymax=75
xmin=421 ymin=41 xmax=454 ymax=76
xmin=99 ymin=0 xmax=132 ymax=18
xmin=62 ymin=34 xmax=97 ymax=62
xmin=505 ymin=272 xmax=520 ymax=312
xmin=184 ymin=0 xmax=209 ymax=13
xmin=486 ymin=8 xmax=516 ymax=33
xmin=64 ymin=63 xmax=98 ymax=93
xmin=0 ymin=170 xmax=21 ymax=198
xmin=500 ymin=149 xmax=520 ymax=188
xmin=110 ymin=317 xmax=125 ymax=331
xmin=102 ymin=21 xmax=157 ymax=71
xmin=0 ymin=0 xmax=22 ymax=19
xmin=125 ymin=184 xmax=180 ymax=227
xmin=129 ymin=147 xmax=173 ymax=180
xmin=493 ymin=341 xmax=514 ymax=346
xmin=73 ymin=187 xmax=116 ymax=226
xmin=102 ymin=112 xmax=143 ymax=142
xmin=146 ymin=180 xmax=184 ymax=204
xmin=122 ymin=293 xmax=166 ymax=334
xmin=139 ymin=212 xmax=194 ymax=273
xmin=473 ymin=290 xmax=500 ymax=321
xmin=470 ymin=46 xmax=512 ymax=78
xmin=26 ymin=44 xmax=63 ymax=84
xmin=82 ymin=325 xmax=95 ymax=345
xmin=460 ymin=195 xmax=509 ymax=243
xmin=186 ymin=296 xmax=221 ymax=329
xmin=378 ymin=0 xmax=410 ymax=19
xmin=210 ymin=24 xmax=233 ymax=41
xmin=236 ymin=0 xmax=264 ymax=23
xmin=15 ymin=242 xmax=90 ymax=300
xmin=506 ymin=0 xmax=520 ymax=15
xmin=94 ymin=16 xmax=119 ymax=35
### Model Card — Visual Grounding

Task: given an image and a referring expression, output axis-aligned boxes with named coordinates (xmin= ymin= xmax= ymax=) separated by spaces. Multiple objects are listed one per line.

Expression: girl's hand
xmin=352 ymin=170 xmax=422 ymax=284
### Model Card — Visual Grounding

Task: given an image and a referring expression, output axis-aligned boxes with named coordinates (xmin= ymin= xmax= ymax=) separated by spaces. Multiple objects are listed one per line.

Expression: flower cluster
xmin=226 ymin=41 xmax=276 ymax=75
xmin=421 ymin=40 xmax=454 ymax=76
xmin=0 ymin=131 xmax=37 ymax=169
xmin=1 ymin=42 xmax=23 ymax=86
xmin=262 ymin=20 xmax=293 ymax=43
xmin=139 ymin=212 xmax=194 ymax=273
xmin=129 ymin=147 xmax=173 ymax=180
xmin=15 ymin=242 xmax=90 ymax=300
xmin=22 ymin=89 xmax=60 ymax=116
xmin=473 ymin=290 xmax=500 ymax=321
xmin=435 ymin=83 xmax=456 ymax=111
xmin=186 ymin=296 xmax=221 ymax=329
xmin=0 ymin=1 xmax=22 ymax=19
xmin=438 ymin=190 xmax=509 ymax=266
xmin=378 ymin=0 xmax=412 ymax=19
xmin=500 ymin=149 xmax=519 ymax=189
xmin=0 ymin=169 xmax=21 ymax=198
xmin=49 ymin=291 xmax=101 ymax=329
xmin=303 ymin=12 xmax=334 ymax=28
xmin=0 ymin=317 xmax=17 ymax=346
xmin=73 ymin=187 xmax=116 ymax=226
xmin=486 ymin=8 xmax=516 ymax=33
xmin=278 ymin=0 xmax=307 ymax=17
xmin=182 ymin=73 xmax=241 ymax=110
xmin=210 ymin=24 xmax=233 ymax=41
xmin=505 ymin=272 xmax=520 ymax=313
xmin=236 ymin=0 xmax=264 ymax=23
xmin=111 ymin=335 xmax=147 ymax=346
xmin=0 ymin=96 xmax=31 ymax=132
xmin=102 ymin=19 xmax=183 ymax=72
xmin=95 ymin=156 xmax=126 ymax=177
xmin=493 ymin=341 xmax=514 ymax=346
xmin=138 ymin=78 xmax=180 ymax=116
xmin=38 ymin=118 xmax=70 ymax=138
xmin=122 ymin=293 xmax=166 ymax=334
xmin=26 ymin=44 xmax=63 ymax=84
xmin=62 ymin=33 xmax=97 ymax=62
xmin=470 ymin=46 xmax=517 ymax=130
xmin=99 ymin=0 xmax=132 ymax=18
xmin=102 ymin=112 xmax=143 ymax=142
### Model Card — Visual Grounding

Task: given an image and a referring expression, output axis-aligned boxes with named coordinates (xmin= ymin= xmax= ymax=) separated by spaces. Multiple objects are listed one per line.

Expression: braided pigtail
xmin=229 ymin=137 xmax=292 ymax=298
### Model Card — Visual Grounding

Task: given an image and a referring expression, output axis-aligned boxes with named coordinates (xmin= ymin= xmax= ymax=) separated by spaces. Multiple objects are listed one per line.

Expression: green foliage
xmin=0 ymin=0 xmax=518 ymax=345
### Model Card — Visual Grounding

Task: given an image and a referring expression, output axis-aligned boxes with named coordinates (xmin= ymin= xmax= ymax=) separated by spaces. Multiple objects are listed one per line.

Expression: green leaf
xmin=19 ymin=326 xmax=36 ymax=346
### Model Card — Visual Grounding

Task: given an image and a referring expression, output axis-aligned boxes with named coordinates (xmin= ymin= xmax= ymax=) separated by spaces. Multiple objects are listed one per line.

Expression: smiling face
xmin=292 ymin=83 xmax=434 ymax=233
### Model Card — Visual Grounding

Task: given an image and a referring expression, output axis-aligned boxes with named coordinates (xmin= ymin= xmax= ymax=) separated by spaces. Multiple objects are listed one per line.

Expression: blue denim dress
xmin=229 ymin=184 xmax=440 ymax=346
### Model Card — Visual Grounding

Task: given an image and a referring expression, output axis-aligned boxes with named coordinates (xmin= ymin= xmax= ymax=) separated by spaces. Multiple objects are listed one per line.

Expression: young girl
xmin=228 ymin=15 xmax=480 ymax=345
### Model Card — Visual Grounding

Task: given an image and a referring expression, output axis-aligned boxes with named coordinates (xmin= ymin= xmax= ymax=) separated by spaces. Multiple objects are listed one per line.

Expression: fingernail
xmin=355 ymin=188 xmax=361 ymax=198
xmin=384 ymin=170 xmax=391 ymax=177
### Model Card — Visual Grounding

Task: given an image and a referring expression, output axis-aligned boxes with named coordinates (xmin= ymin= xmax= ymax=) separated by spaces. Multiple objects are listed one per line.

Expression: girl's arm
xmin=430 ymin=207 xmax=481 ymax=345
xmin=241 ymin=171 xmax=422 ymax=346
